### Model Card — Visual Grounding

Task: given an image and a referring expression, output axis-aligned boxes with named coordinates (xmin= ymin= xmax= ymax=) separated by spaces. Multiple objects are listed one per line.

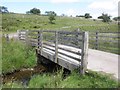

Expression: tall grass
xmin=2 ymin=37 xmax=37 ymax=74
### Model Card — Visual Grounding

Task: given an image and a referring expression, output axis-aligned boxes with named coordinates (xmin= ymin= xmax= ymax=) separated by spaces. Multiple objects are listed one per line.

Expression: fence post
xmin=37 ymin=30 xmax=43 ymax=54
xmin=37 ymin=31 xmax=40 ymax=49
xmin=6 ymin=34 xmax=9 ymax=43
xmin=95 ymin=32 xmax=98 ymax=49
xmin=25 ymin=30 xmax=29 ymax=46
xmin=75 ymin=28 xmax=80 ymax=45
xmin=40 ymin=31 xmax=43 ymax=54
xmin=81 ymin=32 xmax=89 ymax=75
xmin=55 ymin=31 xmax=58 ymax=63
xmin=17 ymin=30 xmax=20 ymax=40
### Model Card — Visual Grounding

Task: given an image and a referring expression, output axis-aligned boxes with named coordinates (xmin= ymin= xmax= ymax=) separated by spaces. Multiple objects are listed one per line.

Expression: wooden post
xmin=37 ymin=31 xmax=40 ymax=49
xmin=55 ymin=31 xmax=58 ymax=63
xmin=6 ymin=34 xmax=9 ymax=43
xmin=95 ymin=32 xmax=98 ymax=49
xmin=75 ymin=28 xmax=80 ymax=45
xmin=25 ymin=30 xmax=29 ymax=46
xmin=40 ymin=31 xmax=43 ymax=54
xmin=81 ymin=32 xmax=89 ymax=75
xmin=37 ymin=30 xmax=43 ymax=54
xmin=17 ymin=30 xmax=20 ymax=40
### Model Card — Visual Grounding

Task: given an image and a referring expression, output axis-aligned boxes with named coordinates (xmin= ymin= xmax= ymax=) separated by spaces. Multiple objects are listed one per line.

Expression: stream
xmin=2 ymin=63 xmax=71 ymax=86
xmin=2 ymin=65 xmax=47 ymax=85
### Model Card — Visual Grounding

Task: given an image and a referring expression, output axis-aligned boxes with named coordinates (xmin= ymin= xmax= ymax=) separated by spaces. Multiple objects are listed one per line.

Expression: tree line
xmin=0 ymin=6 xmax=120 ymax=23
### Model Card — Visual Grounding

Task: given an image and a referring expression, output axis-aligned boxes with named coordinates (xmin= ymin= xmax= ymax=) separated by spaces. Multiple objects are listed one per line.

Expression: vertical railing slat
xmin=37 ymin=31 xmax=40 ymax=49
xmin=6 ymin=34 xmax=9 ymax=43
xmin=55 ymin=31 xmax=58 ymax=63
xmin=25 ymin=30 xmax=29 ymax=46
xmin=17 ymin=30 xmax=20 ymax=40
xmin=40 ymin=31 xmax=43 ymax=54
xmin=37 ymin=30 xmax=43 ymax=54
xmin=95 ymin=32 xmax=98 ymax=49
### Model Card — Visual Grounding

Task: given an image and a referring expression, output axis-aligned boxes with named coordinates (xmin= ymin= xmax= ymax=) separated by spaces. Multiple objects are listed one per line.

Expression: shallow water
xmin=2 ymin=61 xmax=71 ymax=86
xmin=2 ymin=65 xmax=46 ymax=84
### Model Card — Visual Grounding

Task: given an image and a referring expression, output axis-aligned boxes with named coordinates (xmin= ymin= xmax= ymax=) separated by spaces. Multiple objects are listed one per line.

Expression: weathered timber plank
xmin=25 ymin=30 xmax=30 ymax=46
xmin=43 ymin=42 xmax=82 ymax=54
xmin=43 ymin=45 xmax=81 ymax=59
xmin=58 ymin=31 xmax=83 ymax=35
xmin=42 ymin=48 xmax=80 ymax=70
xmin=97 ymin=35 xmax=120 ymax=38
xmin=58 ymin=37 xmax=83 ymax=42
xmin=43 ymin=30 xmax=56 ymax=32
xmin=43 ymin=45 xmax=81 ymax=61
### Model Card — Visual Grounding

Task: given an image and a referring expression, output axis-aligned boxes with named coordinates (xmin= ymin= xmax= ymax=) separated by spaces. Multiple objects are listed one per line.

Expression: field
xmin=2 ymin=13 xmax=118 ymax=33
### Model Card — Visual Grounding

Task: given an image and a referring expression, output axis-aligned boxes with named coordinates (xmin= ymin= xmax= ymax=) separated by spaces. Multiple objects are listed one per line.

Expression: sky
xmin=1 ymin=0 xmax=119 ymax=19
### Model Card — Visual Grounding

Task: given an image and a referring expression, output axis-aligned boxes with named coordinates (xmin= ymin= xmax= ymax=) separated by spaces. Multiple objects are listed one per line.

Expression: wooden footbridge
xmin=18 ymin=30 xmax=89 ymax=74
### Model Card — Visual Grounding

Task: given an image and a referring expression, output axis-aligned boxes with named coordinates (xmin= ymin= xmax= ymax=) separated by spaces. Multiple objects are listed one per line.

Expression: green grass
xmin=2 ymin=37 xmax=37 ymax=74
xmin=2 ymin=13 xmax=118 ymax=33
xmin=2 ymin=70 xmax=119 ymax=88
xmin=2 ymin=82 xmax=24 ymax=88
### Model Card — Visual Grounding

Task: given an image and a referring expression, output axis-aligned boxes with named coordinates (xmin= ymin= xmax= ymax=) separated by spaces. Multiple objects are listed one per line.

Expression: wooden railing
xmin=89 ymin=32 xmax=119 ymax=54
xmin=18 ymin=30 xmax=89 ymax=74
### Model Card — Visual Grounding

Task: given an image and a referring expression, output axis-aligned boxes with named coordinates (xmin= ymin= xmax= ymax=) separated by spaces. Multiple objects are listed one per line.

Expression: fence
xmin=89 ymin=32 xmax=120 ymax=54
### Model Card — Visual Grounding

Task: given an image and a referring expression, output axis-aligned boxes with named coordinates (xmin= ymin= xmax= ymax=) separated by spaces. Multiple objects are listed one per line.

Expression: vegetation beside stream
xmin=2 ymin=37 xmax=36 ymax=74
xmin=3 ymin=70 xmax=119 ymax=88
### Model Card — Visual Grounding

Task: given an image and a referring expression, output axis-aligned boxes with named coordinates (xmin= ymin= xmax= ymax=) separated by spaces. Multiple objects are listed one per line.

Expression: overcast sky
xmin=1 ymin=0 xmax=119 ymax=18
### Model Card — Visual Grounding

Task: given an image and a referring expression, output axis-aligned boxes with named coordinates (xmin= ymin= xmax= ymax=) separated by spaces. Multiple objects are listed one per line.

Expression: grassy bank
xmin=3 ymin=70 xmax=119 ymax=88
xmin=2 ymin=13 xmax=118 ymax=33
xmin=2 ymin=38 xmax=37 ymax=74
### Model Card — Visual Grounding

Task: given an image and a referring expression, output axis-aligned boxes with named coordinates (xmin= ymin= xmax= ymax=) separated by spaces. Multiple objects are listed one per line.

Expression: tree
xmin=0 ymin=6 xmax=9 ymax=13
xmin=45 ymin=11 xmax=57 ymax=16
xmin=76 ymin=15 xmax=84 ymax=17
xmin=48 ymin=11 xmax=56 ymax=24
xmin=27 ymin=8 xmax=41 ymax=15
xmin=84 ymin=13 xmax=92 ymax=19
xmin=113 ymin=17 xmax=120 ymax=21
xmin=26 ymin=11 xmax=30 ymax=14
xmin=98 ymin=13 xmax=111 ymax=22
xmin=61 ymin=14 xmax=65 ymax=17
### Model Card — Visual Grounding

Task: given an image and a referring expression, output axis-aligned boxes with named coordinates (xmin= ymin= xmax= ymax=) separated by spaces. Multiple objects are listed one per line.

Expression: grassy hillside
xmin=2 ymin=13 xmax=118 ymax=33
